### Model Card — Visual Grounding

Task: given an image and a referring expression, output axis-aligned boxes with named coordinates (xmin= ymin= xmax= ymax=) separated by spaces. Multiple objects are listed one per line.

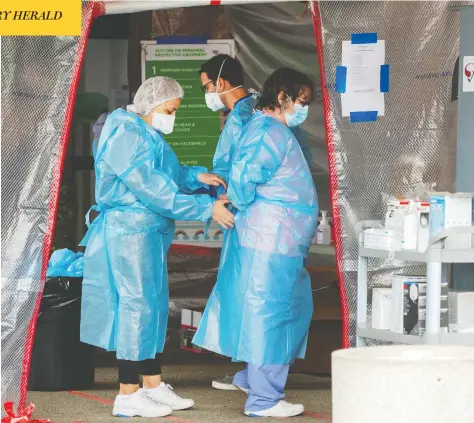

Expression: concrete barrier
xmin=332 ymin=345 xmax=474 ymax=423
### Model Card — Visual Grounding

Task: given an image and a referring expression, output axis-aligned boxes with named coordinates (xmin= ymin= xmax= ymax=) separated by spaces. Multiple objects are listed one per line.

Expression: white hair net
xmin=127 ymin=76 xmax=184 ymax=116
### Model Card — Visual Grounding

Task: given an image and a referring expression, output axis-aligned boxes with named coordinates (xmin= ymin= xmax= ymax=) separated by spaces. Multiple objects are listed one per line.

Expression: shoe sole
xmin=245 ymin=409 xmax=304 ymax=418
xmin=113 ymin=409 xmax=173 ymax=418
xmin=212 ymin=381 xmax=239 ymax=391
xmin=114 ymin=413 xmax=173 ymax=418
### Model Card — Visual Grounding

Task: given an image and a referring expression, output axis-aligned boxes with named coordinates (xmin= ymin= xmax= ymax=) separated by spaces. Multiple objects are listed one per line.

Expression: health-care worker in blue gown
xmin=199 ymin=54 xmax=314 ymax=196
xmin=199 ymin=54 xmax=257 ymax=194
xmin=79 ymin=76 xmax=234 ymax=419
xmin=193 ymin=68 xmax=318 ymax=418
xmin=198 ymin=55 xmax=315 ymax=394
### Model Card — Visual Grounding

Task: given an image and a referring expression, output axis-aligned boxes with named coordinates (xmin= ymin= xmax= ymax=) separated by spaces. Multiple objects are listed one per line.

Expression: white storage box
xmin=363 ymin=228 xmax=394 ymax=250
xmin=449 ymin=292 xmax=474 ymax=326
xmin=371 ymin=288 xmax=392 ymax=330
xmin=430 ymin=193 xmax=472 ymax=249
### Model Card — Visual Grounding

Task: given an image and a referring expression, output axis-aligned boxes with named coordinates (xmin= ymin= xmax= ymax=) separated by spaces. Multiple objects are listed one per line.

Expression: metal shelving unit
xmin=356 ymin=224 xmax=474 ymax=347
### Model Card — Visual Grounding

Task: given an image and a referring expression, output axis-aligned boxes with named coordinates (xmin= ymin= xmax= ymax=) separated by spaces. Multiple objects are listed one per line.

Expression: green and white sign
xmin=141 ymin=40 xmax=235 ymax=170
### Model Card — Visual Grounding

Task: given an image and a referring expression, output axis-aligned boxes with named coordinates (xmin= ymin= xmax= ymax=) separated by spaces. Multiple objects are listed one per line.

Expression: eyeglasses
xmin=200 ymin=80 xmax=214 ymax=93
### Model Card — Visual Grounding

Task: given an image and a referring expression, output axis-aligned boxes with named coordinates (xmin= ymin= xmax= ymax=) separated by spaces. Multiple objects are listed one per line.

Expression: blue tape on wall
xmin=156 ymin=36 xmax=208 ymax=44
xmin=350 ymin=111 xmax=378 ymax=123
xmin=335 ymin=66 xmax=347 ymax=93
xmin=351 ymin=33 xmax=378 ymax=44
xmin=380 ymin=64 xmax=390 ymax=92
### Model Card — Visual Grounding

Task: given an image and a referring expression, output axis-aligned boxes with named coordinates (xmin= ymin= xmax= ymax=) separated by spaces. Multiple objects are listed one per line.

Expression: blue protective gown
xmin=193 ymin=111 xmax=318 ymax=365
xmin=80 ymin=108 xmax=214 ymax=361
xmin=211 ymin=95 xmax=312 ymax=190
xmin=212 ymin=95 xmax=256 ymax=193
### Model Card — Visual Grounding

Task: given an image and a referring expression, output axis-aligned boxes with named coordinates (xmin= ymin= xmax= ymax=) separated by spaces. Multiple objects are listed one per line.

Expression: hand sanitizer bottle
xmin=317 ymin=211 xmax=331 ymax=245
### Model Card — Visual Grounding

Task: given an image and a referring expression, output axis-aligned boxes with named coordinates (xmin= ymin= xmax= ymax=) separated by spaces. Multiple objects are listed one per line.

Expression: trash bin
xmin=28 ymin=277 xmax=95 ymax=391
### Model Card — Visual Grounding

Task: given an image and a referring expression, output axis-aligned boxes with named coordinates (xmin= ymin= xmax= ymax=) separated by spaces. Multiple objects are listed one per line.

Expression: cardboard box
xmin=430 ymin=193 xmax=472 ymax=249
xmin=372 ymin=288 xmax=392 ymax=330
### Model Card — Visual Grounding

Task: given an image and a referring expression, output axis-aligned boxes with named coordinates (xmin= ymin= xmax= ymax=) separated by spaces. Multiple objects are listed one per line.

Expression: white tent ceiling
xmin=98 ymin=0 xmax=296 ymax=15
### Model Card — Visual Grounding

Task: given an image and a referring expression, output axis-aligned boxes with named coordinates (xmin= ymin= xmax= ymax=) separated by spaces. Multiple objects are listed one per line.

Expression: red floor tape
xmin=304 ymin=411 xmax=332 ymax=421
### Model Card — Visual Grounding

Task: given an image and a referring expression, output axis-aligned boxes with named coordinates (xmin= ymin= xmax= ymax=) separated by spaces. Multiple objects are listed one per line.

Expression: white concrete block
xmin=332 ymin=345 xmax=474 ymax=423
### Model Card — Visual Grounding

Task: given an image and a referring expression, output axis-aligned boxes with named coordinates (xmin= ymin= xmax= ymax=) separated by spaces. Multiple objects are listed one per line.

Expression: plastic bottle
xmin=316 ymin=211 xmax=331 ymax=245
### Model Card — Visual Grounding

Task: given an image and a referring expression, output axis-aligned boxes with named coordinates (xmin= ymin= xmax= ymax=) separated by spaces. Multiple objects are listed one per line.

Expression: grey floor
xmin=28 ymin=364 xmax=332 ymax=423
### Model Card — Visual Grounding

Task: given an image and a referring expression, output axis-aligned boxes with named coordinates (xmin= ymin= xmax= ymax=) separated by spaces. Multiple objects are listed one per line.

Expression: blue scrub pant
xmin=233 ymin=364 xmax=289 ymax=412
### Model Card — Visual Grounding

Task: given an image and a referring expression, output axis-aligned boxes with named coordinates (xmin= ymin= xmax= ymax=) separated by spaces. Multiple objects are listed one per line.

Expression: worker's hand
xmin=212 ymin=200 xmax=234 ymax=230
xmin=218 ymin=193 xmax=229 ymax=201
xmin=198 ymin=173 xmax=227 ymax=189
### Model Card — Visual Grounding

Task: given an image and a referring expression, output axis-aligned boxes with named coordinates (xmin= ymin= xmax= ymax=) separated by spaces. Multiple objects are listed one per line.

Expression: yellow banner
xmin=0 ymin=0 xmax=82 ymax=36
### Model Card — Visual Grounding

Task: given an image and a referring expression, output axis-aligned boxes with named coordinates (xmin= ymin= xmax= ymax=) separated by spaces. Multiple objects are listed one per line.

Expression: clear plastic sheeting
xmin=1 ymin=2 xmax=95 ymax=411
xmin=313 ymin=1 xmax=463 ymax=347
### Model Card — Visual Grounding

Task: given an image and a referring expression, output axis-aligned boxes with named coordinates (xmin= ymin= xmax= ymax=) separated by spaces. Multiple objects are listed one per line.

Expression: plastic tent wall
xmin=1 ymin=1 xmax=99 ymax=411
xmin=0 ymin=0 xmax=462 ymax=412
xmin=313 ymin=1 xmax=462 ymax=348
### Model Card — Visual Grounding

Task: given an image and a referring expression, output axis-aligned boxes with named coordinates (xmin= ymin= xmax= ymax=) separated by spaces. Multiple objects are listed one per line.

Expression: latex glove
xmin=212 ymin=200 xmax=234 ymax=229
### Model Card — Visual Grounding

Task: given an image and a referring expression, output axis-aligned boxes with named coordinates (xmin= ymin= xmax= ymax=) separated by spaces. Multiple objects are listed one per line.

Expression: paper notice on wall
xmin=341 ymin=40 xmax=385 ymax=117
xmin=463 ymin=56 xmax=474 ymax=93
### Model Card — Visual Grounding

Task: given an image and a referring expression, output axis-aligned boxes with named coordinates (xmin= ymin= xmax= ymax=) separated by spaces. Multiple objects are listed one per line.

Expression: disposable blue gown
xmin=211 ymin=95 xmax=312 ymax=190
xmin=193 ymin=112 xmax=319 ymax=365
xmin=80 ymin=108 xmax=214 ymax=361
xmin=212 ymin=95 xmax=255 ymax=195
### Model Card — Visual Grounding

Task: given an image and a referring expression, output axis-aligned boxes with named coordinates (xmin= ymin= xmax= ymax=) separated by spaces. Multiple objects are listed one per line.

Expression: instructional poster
xmin=141 ymin=40 xmax=235 ymax=169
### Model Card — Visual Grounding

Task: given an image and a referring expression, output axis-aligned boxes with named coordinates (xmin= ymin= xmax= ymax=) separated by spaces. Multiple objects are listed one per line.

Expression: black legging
xmin=117 ymin=354 xmax=162 ymax=385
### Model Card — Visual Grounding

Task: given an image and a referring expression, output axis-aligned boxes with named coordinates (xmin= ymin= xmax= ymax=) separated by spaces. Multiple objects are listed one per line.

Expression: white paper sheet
xmin=341 ymin=40 xmax=386 ymax=117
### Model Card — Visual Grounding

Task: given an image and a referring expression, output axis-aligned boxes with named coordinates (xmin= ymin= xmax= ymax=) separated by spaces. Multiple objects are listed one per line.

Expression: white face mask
xmin=204 ymin=58 xmax=242 ymax=112
xmin=205 ymin=92 xmax=226 ymax=112
xmin=151 ymin=112 xmax=175 ymax=135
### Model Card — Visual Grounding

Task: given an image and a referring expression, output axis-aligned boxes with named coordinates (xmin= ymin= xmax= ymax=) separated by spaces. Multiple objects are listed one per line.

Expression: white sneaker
xmin=212 ymin=375 xmax=239 ymax=391
xmin=245 ymin=400 xmax=305 ymax=418
xmin=144 ymin=382 xmax=195 ymax=411
xmin=112 ymin=389 xmax=173 ymax=418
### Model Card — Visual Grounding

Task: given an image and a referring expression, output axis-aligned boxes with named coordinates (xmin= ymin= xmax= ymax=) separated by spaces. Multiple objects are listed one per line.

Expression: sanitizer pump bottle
xmin=317 ymin=211 xmax=331 ymax=245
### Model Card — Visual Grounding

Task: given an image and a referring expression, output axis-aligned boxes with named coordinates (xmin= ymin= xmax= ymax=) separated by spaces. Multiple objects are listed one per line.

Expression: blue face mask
xmin=285 ymin=103 xmax=309 ymax=128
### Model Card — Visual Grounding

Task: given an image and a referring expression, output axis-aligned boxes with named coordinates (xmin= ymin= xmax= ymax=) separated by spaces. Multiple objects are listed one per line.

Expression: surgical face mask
xmin=205 ymin=92 xmax=226 ymax=112
xmin=285 ymin=103 xmax=309 ymax=128
xmin=204 ymin=57 xmax=242 ymax=112
xmin=151 ymin=112 xmax=175 ymax=135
